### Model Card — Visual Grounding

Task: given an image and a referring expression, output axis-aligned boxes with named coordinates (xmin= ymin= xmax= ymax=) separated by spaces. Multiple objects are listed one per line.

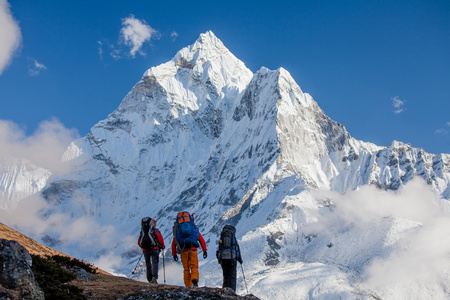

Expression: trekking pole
xmin=131 ymin=253 xmax=144 ymax=274
xmin=240 ymin=263 xmax=249 ymax=294
xmin=162 ymin=249 xmax=166 ymax=284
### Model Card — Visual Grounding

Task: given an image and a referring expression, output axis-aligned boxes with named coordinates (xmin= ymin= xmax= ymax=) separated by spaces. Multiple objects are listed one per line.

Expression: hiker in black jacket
xmin=138 ymin=217 xmax=165 ymax=284
xmin=216 ymin=225 xmax=243 ymax=291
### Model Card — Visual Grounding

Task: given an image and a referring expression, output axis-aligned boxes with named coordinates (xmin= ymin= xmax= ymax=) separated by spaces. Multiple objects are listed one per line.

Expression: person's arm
xmin=198 ymin=232 xmax=207 ymax=252
xmin=236 ymin=240 xmax=243 ymax=264
xmin=171 ymin=238 xmax=179 ymax=261
xmin=155 ymin=229 xmax=165 ymax=249
xmin=171 ymin=238 xmax=177 ymax=256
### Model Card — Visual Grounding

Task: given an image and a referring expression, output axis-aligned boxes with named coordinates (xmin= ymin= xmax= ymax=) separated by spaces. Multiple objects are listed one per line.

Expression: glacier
xmin=1 ymin=31 xmax=450 ymax=299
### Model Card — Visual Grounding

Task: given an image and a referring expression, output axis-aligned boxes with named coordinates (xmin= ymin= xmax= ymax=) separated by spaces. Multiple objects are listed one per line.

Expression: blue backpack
xmin=173 ymin=212 xmax=199 ymax=253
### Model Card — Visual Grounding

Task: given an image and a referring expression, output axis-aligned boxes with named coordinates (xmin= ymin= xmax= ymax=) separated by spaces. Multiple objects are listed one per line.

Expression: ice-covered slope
xmin=0 ymin=158 xmax=51 ymax=211
xmin=2 ymin=31 xmax=450 ymax=299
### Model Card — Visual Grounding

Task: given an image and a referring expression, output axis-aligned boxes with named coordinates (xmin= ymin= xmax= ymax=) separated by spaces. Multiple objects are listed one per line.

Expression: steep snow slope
xmin=1 ymin=31 xmax=450 ymax=299
xmin=0 ymin=158 xmax=51 ymax=211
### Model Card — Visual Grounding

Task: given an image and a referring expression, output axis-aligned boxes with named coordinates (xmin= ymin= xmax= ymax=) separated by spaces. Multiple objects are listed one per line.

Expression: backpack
xmin=217 ymin=225 xmax=238 ymax=262
xmin=139 ymin=217 xmax=158 ymax=249
xmin=173 ymin=212 xmax=199 ymax=253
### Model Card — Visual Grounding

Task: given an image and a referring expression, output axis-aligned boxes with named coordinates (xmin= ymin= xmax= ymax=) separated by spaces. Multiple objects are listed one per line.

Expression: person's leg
xmin=181 ymin=251 xmax=192 ymax=286
xmin=189 ymin=250 xmax=199 ymax=286
xmin=149 ymin=249 xmax=159 ymax=283
xmin=230 ymin=261 xmax=237 ymax=292
xmin=143 ymin=251 xmax=152 ymax=283
xmin=222 ymin=260 xmax=232 ymax=289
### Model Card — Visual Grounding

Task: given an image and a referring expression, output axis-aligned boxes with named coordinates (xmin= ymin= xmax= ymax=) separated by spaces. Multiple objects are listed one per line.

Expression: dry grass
xmin=0 ymin=222 xmax=68 ymax=257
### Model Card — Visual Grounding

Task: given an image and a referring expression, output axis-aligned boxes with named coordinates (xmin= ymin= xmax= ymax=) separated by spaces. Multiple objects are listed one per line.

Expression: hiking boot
xmin=151 ymin=278 xmax=158 ymax=284
xmin=192 ymin=278 xmax=198 ymax=287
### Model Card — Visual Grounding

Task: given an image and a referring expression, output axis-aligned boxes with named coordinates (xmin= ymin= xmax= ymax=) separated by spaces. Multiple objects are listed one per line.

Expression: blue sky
xmin=0 ymin=0 xmax=449 ymax=154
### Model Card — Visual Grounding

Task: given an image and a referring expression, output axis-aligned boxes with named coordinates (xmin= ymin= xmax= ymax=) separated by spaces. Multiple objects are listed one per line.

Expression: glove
xmin=203 ymin=251 xmax=207 ymax=259
xmin=238 ymin=257 xmax=243 ymax=264
xmin=173 ymin=255 xmax=178 ymax=262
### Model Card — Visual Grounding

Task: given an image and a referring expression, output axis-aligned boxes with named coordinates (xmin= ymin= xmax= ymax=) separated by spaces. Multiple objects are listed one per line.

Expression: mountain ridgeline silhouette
xmin=2 ymin=31 xmax=450 ymax=299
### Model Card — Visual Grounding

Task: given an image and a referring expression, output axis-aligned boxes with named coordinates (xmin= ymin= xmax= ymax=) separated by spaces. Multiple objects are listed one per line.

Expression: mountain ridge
xmin=1 ymin=31 xmax=449 ymax=299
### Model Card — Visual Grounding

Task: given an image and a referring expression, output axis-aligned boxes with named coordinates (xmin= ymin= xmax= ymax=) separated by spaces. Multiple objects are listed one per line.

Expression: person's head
xmin=141 ymin=216 xmax=150 ymax=226
xmin=141 ymin=217 xmax=156 ymax=227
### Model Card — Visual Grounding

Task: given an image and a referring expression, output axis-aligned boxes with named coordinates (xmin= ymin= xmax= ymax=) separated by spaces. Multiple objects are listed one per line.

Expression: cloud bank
xmin=312 ymin=179 xmax=450 ymax=298
xmin=0 ymin=0 xmax=22 ymax=75
xmin=0 ymin=118 xmax=79 ymax=173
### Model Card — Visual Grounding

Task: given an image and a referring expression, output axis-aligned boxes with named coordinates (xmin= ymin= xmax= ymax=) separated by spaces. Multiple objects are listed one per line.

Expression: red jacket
xmin=138 ymin=228 xmax=165 ymax=251
xmin=172 ymin=232 xmax=207 ymax=256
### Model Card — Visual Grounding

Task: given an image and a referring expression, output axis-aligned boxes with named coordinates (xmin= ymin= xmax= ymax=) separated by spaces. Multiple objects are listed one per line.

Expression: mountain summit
xmin=2 ymin=31 xmax=450 ymax=299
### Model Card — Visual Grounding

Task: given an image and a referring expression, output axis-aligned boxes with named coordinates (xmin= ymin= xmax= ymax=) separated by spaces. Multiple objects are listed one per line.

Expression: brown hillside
xmin=0 ymin=222 xmax=109 ymax=275
xmin=0 ymin=222 xmax=68 ymax=257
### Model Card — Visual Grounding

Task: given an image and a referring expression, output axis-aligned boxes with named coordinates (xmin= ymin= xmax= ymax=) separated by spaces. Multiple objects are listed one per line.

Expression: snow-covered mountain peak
xmin=185 ymin=30 xmax=229 ymax=59
xmin=142 ymin=31 xmax=253 ymax=102
xmin=106 ymin=31 xmax=254 ymax=127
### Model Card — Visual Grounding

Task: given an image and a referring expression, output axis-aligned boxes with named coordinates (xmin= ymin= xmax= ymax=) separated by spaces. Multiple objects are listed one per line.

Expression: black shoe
xmin=192 ymin=279 xmax=198 ymax=287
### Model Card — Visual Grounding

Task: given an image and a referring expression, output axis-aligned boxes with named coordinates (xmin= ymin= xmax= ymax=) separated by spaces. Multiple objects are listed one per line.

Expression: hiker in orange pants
xmin=172 ymin=212 xmax=207 ymax=287
xmin=181 ymin=250 xmax=199 ymax=286
xmin=172 ymin=232 xmax=207 ymax=286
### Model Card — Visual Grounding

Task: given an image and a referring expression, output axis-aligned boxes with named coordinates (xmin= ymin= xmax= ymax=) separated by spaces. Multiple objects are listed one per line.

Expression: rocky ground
xmin=73 ymin=272 xmax=258 ymax=300
xmin=0 ymin=222 xmax=259 ymax=300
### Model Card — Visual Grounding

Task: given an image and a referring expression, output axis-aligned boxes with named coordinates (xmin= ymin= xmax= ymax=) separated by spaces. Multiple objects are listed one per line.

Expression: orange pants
xmin=181 ymin=250 xmax=199 ymax=286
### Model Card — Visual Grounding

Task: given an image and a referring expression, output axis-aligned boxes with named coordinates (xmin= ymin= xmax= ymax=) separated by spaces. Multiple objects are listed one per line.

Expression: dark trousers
xmin=221 ymin=260 xmax=237 ymax=291
xmin=143 ymin=249 xmax=159 ymax=282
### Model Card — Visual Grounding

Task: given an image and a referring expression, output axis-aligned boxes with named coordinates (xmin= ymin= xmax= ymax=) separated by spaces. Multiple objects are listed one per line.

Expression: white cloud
xmin=0 ymin=191 xmax=136 ymax=274
xmin=110 ymin=48 xmax=121 ymax=60
xmin=312 ymin=179 xmax=450 ymax=297
xmin=97 ymin=41 xmax=104 ymax=60
xmin=27 ymin=58 xmax=47 ymax=76
xmin=0 ymin=118 xmax=79 ymax=173
xmin=93 ymin=251 xmax=124 ymax=274
xmin=0 ymin=0 xmax=22 ymax=75
xmin=435 ymin=122 xmax=450 ymax=135
xmin=171 ymin=31 xmax=179 ymax=41
xmin=119 ymin=15 xmax=158 ymax=57
xmin=392 ymin=96 xmax=406 ymax=114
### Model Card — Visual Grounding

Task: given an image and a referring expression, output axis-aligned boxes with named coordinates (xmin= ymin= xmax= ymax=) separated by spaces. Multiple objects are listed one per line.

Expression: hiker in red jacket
xmin=172 ymin=212 xmax=207 ymax=287
xmin=138 ymin=217 xmax=165 ymax=284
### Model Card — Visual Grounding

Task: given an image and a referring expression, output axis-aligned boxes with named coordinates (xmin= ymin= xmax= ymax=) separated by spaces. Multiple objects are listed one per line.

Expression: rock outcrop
xmin=0 ymin=239 xmax=44 ymax=300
